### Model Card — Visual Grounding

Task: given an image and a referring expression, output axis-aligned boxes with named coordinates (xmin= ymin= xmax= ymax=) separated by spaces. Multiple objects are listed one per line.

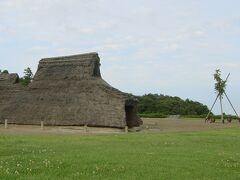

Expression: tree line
xmin=136 ymin=94 xmax=209 ymax=117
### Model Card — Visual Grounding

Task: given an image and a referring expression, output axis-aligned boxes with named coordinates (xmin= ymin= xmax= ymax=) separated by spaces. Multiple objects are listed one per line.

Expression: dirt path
xmin=0 ymin=118 xmax=239 ymax=135
xmin=142 ymin=118 xmax=240 ymax=133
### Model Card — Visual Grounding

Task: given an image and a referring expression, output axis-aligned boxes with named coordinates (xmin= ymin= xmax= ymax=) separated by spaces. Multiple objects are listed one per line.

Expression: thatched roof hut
xmin=0 ymin=53 xmax=142 ymax=128
xmin=0 ymin=73 xmax=23 ymax=110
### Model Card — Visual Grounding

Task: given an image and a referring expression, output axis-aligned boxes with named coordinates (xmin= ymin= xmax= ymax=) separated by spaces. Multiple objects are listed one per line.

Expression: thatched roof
xmin=0 ymin=73 xmax=19 ymax=84
xmin=0 ymin=53 xmax=142 ymax=128
xmin=0 ymin=73 xmax=23 ymax=114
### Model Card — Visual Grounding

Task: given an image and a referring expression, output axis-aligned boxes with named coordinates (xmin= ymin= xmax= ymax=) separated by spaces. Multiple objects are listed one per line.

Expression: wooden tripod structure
xmin=206 ymin=70 xmax=239 ymax=123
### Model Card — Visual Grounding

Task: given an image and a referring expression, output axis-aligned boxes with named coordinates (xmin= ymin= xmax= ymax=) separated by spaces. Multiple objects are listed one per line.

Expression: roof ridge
xmin=40 ymin=52 xmax=98 ymax=62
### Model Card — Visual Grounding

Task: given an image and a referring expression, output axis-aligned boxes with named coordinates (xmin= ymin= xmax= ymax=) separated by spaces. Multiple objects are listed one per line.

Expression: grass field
xmin=0 ymin=126 xmax=240 ymax=179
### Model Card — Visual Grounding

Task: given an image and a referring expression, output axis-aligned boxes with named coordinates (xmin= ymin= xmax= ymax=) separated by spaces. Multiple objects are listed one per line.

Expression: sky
xmin=0 ymin=0 xmax=240 ymax=115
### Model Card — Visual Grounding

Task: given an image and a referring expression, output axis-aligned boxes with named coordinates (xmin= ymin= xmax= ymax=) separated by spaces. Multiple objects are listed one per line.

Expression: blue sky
xmin=0 ymin=0 xmax=240 ymax=114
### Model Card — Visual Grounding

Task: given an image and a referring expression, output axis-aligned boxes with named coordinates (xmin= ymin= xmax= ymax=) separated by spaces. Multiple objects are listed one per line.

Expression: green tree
xmin=20 ymin=67 xmax=33 ymax=86
xmin=213 ymin=69 xmax=228 ymax=123
xmin=2 ymin=70 xmax=9 ymax=74
xmin=214 ymin=69 xmax=226 ymax=95
xmin=137 ymin=94 xmax=209 ymax=116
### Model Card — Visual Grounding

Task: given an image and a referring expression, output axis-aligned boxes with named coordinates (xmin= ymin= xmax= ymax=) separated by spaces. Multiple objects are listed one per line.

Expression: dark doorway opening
xmin=125 ymin=105 xmax=134 ymax=128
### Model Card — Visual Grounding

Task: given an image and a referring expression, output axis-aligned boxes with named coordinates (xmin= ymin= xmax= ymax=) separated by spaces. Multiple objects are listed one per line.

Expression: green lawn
xmin=0 ymin=129 xmax=240 ymax=179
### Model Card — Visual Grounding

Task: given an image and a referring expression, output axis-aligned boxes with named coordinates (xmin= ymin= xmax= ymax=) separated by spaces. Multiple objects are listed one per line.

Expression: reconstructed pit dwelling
xmin=0 ymin=53 xmax=142 ymax=128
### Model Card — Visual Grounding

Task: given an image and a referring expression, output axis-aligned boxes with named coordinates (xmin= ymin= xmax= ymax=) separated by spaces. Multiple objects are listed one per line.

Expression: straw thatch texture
xmin=0 ymin=53 xmax=142 ymax=128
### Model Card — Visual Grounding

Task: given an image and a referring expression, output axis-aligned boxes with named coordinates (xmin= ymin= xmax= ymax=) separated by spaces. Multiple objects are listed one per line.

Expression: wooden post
xmin=41 ymin=121 xmax=44 ymax=130
xmin=220 ymin=95 xmax=224 ymax=124
xmin=205 ymin=93 xmax=219 ymax=122
xmin=4 ymin=119 xmax=8 ymax=129
xmin=125 ymin=126 xmax=128 ymax=133
xmin=224 ymin=92 xmax=239 ymax=118
xmin=84 ymin=124 xmax=88 ymax=133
